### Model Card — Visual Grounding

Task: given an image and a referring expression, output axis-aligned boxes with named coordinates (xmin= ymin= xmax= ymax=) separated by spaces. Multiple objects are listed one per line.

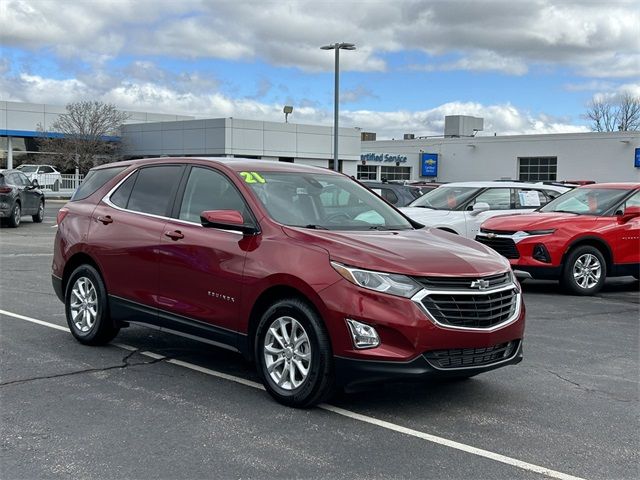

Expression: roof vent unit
xmin=404 ymin=133 xmax=415 ymax=140
xmin=444 ymin=115 xmax=484 ymax=137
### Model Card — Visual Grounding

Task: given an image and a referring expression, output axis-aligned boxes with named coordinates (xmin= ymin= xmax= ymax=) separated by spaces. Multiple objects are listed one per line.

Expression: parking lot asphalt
xmin=1 ymin=202 xmax=638 ymax=479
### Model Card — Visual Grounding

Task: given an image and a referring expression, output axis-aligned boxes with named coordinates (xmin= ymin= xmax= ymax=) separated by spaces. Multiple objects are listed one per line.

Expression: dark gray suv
xmin=0 ymin=169 xmax=45 ymax=227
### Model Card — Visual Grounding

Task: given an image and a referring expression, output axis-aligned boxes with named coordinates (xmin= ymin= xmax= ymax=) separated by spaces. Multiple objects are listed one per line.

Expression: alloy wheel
xmin=573 ymin=253 xmax=602 ymax=289
xmin=263 ymin=316 xmax=312 ymax=390
xmin=70 ymin=276 xmax=99 ymax=333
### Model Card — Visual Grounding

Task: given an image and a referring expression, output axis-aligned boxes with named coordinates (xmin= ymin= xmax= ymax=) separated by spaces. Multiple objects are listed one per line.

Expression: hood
xmin=399 ymin=207 xmax=452 ymax=224
xmin=482 ymin=212 xmax=588 ymax=231
xmin=282 ymin=226 xmax=510 ymax=277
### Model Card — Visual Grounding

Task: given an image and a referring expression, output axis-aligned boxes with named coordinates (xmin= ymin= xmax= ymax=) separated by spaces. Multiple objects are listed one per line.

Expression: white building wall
xmin=363 ymin=132 xmax=640 ymax=183
xmin=122 ymin=118 xmax=361 ymax=172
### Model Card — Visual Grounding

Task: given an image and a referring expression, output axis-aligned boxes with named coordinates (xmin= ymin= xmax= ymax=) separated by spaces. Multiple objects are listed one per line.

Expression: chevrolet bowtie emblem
xmin=485 ymin=233 xmax=497 ymax=239
xmin=470 ymin=279 xmax=490 ymax=290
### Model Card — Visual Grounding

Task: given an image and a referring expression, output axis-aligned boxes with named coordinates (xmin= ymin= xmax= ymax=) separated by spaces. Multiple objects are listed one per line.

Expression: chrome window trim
xmin=411 ymin=283 xmax=521 ymax=332
xmin=102 ymin=168 xmax=245 ymax=236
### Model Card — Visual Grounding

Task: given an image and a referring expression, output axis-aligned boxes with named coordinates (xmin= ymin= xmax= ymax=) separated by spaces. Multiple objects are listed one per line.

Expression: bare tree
xmin=37 ymin=101 xmax=129 ymax=173
xmin=585 ymin=94 xmax=640 ymax=132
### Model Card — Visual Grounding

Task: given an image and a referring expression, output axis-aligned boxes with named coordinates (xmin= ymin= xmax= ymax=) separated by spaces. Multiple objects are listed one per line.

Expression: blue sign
xmin=421 ymin=153 xmax=438 ymax=177
xmin=635 ymin=147 xmax=640 ymax=168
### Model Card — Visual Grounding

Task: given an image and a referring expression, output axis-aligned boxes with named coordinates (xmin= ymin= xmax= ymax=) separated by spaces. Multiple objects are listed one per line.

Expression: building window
xmin=381 ymin=166 xmax=411 ymax=181
xmin=518 ymin=157 xmax=557 ymax=182
xmin=357 ymin=165 xmax=378 ymax=180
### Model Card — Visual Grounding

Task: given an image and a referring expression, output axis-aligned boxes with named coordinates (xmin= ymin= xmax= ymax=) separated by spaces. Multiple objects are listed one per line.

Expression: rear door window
xmin=71 ymin=166 xmax=127 ymax=201
xmin=515 ymin=189 xmax=546 ymax=208
xmin=127 ymin=165 xmax=183 ymax=216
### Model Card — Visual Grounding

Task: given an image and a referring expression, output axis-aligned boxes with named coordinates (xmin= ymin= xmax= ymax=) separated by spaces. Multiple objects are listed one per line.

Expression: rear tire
xmin=255 ymin=298 xmax=334 ymax=408
xmin=65 ymin=264 xmax=119 ymax=345
xmin=561 ymin=246 xmax=606 ymax=295
xmin=7 ymin=202 xmax=21 ymax=228
xmin=32 ymin=200 xmax=44 ymax=223
xmin=53 ymin=179 xmax=60 ymax=191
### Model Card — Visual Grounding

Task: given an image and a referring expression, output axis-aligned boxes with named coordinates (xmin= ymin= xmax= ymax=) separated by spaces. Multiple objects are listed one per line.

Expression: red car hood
xmin=283 ymin=226 xmax=510 ymax=277
xmin=482 ymin=212 xmax=587 ymax=231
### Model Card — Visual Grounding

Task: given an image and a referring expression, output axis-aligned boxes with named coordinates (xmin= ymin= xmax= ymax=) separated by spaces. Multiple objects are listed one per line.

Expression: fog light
xmin=532 ymin=243 xmax=551 ymax=263
xmin=346 ymin=319 xmax=380 ymax=349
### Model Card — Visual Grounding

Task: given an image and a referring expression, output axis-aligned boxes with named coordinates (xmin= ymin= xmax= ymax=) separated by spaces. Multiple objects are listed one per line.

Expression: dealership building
xmin=2 ymin=101 xmax=639 ymax=183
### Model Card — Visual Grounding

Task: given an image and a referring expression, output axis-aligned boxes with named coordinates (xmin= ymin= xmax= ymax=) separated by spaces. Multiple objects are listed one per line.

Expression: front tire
xmin=255 ymin=298 xmax=334 ymax=408
xmin=32 ymin=200 xmax=44 ymax=223
xmin=7 ymin=203 xmax=21 ymax=228
xmin=65 ymin=265 xmax=119 ymax=345
xmin=561 ymin=246 xmax=606 ymax=295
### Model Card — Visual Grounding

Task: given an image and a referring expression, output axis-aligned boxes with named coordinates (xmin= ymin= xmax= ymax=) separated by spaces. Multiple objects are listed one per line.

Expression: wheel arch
xmin=61 ymin=252 xmax=103 ymax=297
xmin=562 ymin=236 xmax=613 ymax=273
xmin=243 ymin=283 xmax=326 ymax=361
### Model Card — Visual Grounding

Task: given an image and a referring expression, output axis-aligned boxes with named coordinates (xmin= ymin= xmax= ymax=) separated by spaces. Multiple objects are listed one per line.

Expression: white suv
xmin=16 ymin=164 xmax=63 ymax=191
xmin=400 ymin=181 xmax=570 ymax=238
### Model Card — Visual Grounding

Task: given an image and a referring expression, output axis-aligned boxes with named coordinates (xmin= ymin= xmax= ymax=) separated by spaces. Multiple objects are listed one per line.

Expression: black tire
xmin=65 ymin=264 xmax=119 ymax=345
xmin=7 ymin=202 xmax=21 ymax=228
xmin=32 ymin=200 xmax=45 ymax=223
xmin=53 ymin=179 xmax=60 ymax=192
xmin=561 ymin=246 xmax=607 ymax=296
xmin=255 ymin=298 xmax=334 ymax=408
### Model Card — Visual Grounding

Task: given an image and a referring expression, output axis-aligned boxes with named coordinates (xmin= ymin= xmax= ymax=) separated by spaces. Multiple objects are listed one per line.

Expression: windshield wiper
xmin=549 ymin=210 xmax=580 ymax=215
xmin=415 ymin=205 xmax=434 ymax=209
xmin=303 ymin=224 xmax=329 ymax=230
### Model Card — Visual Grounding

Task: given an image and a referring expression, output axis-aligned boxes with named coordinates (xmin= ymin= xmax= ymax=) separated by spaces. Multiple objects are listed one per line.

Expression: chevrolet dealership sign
xmin=361 ymin=153 xmax=408 ymax=163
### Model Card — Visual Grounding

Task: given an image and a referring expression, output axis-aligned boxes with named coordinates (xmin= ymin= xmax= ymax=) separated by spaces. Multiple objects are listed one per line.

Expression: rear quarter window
xmin=71 ymin=167 xmax=127 ymax=202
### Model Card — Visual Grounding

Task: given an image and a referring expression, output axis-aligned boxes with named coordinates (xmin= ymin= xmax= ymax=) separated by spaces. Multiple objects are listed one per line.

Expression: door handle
xmin=165 ymin=230 xmax=184 ymax=240
xmin=97 ymin=215 xmax=113 ymax=225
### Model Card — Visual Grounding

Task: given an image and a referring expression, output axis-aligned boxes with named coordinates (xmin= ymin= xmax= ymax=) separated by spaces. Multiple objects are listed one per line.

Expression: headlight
xmin=331 ymin=261 xmax=422 ymax=298
xmin=524 ymin=229 xmax=556 ymax=235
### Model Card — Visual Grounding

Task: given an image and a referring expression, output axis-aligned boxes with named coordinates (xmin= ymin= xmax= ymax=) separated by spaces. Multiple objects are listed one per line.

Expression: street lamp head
xmin=320 ymin=42 xmax=357 ymax=50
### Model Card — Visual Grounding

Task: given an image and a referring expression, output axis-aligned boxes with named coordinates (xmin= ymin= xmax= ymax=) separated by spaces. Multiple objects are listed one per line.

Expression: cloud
xmin=0 ymin=69 xmax=591 ymax=139
xmin=3 ymin=0 xmax=637 ymax=77
xmin=341 ymin=86 xmax=378 ymax=103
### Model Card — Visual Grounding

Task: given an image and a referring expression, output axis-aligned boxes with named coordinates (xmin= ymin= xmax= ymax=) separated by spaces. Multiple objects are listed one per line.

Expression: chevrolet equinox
xmin=52 ymin=158 xmax=525 ymax=407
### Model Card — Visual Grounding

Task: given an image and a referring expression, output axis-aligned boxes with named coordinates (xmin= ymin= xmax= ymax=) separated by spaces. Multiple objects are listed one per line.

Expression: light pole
xmin=320 ymin=42 xmax=356 ymax=172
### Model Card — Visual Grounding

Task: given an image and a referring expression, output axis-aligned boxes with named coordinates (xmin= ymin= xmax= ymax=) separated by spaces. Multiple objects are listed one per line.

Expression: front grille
xmin=419 ymin=287 xmax=518 ymax=328
xmin=475 ymin=235 xmax=520 ymax=259
xmin=424 ymin=341 xmax=518 ymax=369
xmin=415 ymin=272 xmax=510 ymax=291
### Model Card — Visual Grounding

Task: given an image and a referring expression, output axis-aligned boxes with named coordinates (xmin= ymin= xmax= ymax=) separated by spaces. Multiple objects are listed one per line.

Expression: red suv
xmin=53 ymin=158 xmax=525 ymax=407
xmin=477 ymin=183 xmax=640 ymax=295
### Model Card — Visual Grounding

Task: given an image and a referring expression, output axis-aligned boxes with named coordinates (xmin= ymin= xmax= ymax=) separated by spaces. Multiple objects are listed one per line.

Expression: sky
xmin=1 ymin=0 xmax=639 ymax=139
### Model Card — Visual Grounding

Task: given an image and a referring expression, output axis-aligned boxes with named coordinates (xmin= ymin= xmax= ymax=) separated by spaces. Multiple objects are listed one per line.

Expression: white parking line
xmin=0 ymin=308 xmax=585 ymax=480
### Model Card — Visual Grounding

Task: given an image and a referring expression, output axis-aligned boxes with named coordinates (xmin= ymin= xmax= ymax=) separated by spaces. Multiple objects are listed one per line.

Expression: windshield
xmin=17 ymin=165 xmax=37 ymax=173
xmin=408 ymin=186 xmax=482 ymax=210
xmin=539 ymin=187 xmax=631 ymax=215
xmin=241 ymin=172 xmax=414 ymax=231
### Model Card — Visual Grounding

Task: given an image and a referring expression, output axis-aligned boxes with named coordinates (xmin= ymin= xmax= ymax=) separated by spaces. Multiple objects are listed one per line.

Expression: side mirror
xmin=200 ymin=210 xmax=258 ymax=235
xmin=617 ymin=205 xmax=640 ymax=224
xmin=26 ymin=179 xmax=39 ymax=190
xmin=470 ymin=202 xmax=490 ymax=216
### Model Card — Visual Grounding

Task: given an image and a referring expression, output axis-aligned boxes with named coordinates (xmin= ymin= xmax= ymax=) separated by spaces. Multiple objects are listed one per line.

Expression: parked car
xmin=52 ymin=158 xmax=525 ymax=407
xmin=476 ymin=183 xmax=640 ymax=295
xmin=400 ymin=181 xmax=570 ymax=238
xmin=361 ymin=180 xmax=425 ymax=207
xmin=0 ymin=170 xmax=45 ymax=227
xmin=16 ymin=164 xmax=62 ymax=191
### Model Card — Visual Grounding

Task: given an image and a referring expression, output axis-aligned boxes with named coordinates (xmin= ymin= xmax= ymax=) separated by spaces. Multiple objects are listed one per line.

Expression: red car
xmin=476 ymin=183 xmax=640 ymax=295
xmin=52 ymin=157 xmax=525 ymax=407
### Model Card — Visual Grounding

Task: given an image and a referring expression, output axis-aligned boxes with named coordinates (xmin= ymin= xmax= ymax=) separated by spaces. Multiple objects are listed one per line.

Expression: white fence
xmin=37 ymin=173 xmax=84 ymax=195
